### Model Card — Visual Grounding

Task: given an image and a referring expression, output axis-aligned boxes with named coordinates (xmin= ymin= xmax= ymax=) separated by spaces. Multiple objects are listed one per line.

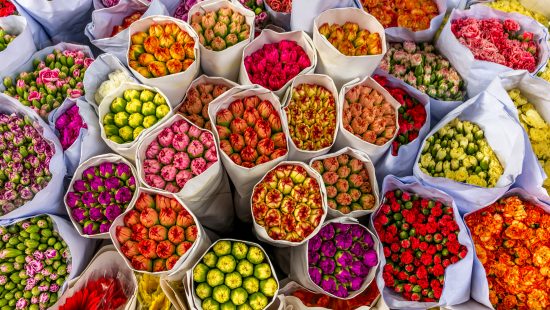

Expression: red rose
xmin=391 ymin=200 xmax=401 ymax=212
xmin=433 ymin=286 xmax=443 ymax=299
xmin=383 ymin=246 xmax=391 ymax=257
xmin=416 ymin=265 xmax=428 ymax=280
xmin=431 ymin=279 xmax=441 ymax=289
xmin=383 ymin=263 xmax=394 ymax=274
xmin=391 ymin=253 xmax=399 ymax=262
xmin=420 ymin=253 xmax=433 ymax=266
xmin=418 ymin=279 xmax=429 ymax=289
xmin=381 ymin=204 xmax=391 ymax=214
xmin=397 ymin=271 xmax=408 ymax=281
xmin=433 ymin=264 xmax=445 ymax=277
xmin=459 ymin=246 xmax=468 ymax=259
xmin=426 ymin=222 xmax=438 ymax=234
xmin=383 ymin=271 xmax=395 ymax=287
xmin=405 ymin=264 xmax=414 ymax=273
xmin=419 ymin=242 xmax=428 ymax=251
xmin=442 ymin=259 xmax=451 ymax=268
xmin=448 ymin=233 xmax=457 ymax=242
xmin=411 ymin=236 xmax=420 ymax=249
xmin=426 ymin=245 xmax=437 ymax=255
xmin=433 ymin=254 xmax=442 ymax=265
xmin=447 ymin=240 xmax=461 ymax=254
xmin=377 ymin=214 xmax=389 ymax=226
xmin=416 ymin=224 xmax=427 ymax=236
xmin=409 ymin=275 xmax=418 ymax=284
xmin=401 ymin=250 xmax=414 ymax=264
xmin=450 ymin=256 xmax=459 ymax=264
xmin=390 ymin=242 xmax=401 ymax=253
xmin=403 ymin=283 xmax=413 ymax=293
xmin=386 ymin=224 xmax=398 ymax=237
xmin=404 ymin=211 xmax=416 ymax=224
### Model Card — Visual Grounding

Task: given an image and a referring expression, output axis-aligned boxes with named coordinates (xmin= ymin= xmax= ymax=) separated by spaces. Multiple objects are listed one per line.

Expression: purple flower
xmin=350 ymin=242 xmax=366 ymax=257
xmin=38 ymin=285 xmax=48 ymax=292
xmin=309 ymin=267 xmax=322 ymax=285
xmin=81 ymin=192 xmax=97 ymax=207
xmin=320 ymin=275 xmax=337 ymax=293
xmin=320 ymin=241 xmax=336 ymax=257
xmin=362 ymin=249 xmax=378 ymax=267
xmin=333 ymin=284 xmax=349 ymax=298
xmin=335 ymin=251 xmax=353 ymax=267
xmin=308 ymin=251 xmax=320 ymax=265
xmin=82 ymin=167 xmax=96 ymax=180
xmin=105 ymin=204 xmax=122 ymax=221
xmin=333 ymin=223 xmax=350 ymax=233
xmin=335 ymin=233 xmax=353 ymax=250
xmin=127 ymin=175 xmax=136 ymax=190
xmin=349 ymin=260 xmax=368 ymax=277
xmin=71 ymin=208 xmax=88 ymax=223
xmin=308 ymin=235 xmax=322 ymax=252
xmin=89 ymin=177 xmax=105 ymax=192
xmin=89 ymin=207 xmax=103 ymax=221
xmin=38 ymin=293 xmax=49 ymax=303
xmin=104 ymin=177 xmax=122 ymax=191
xmin=72 ymin=180 xmax=88 ymax=192
xmin=363 ymin=233 xmax=374 ymax=249
xmin=33 ymin=251 xmax=44 ymax=260
xmin=334 ymin=267 xmax=352 ymax=284
xmin=98 ymin=191 xmax=113 ymax=206
xmin=99 ymin=162 xmax=115 ymax=178
xmin=350 ymin=225 xmax=364 ymax=240
xmin=83 ymin=222 xmax=98 ymax=235
xmin=55 ymin=114 xmax=70 ymax=128
xmin=44 ymin=249 xmax=57 ymax=259
xmin=15 ymin=298 xmax=27 ymax=309
xmin=49 ymin=284 xmax=60 ymax=293
xmin=319 ymin=257 xmax=335 ymax=275
xmin=99 ymin=222 xmax=111 ymax=233
xmin=350 ymin=277 xmax=364 ymax=291
xmin=65 ymin=192 xmax=81 ymax=209
xmin=115 ymin=163 xmax=131 ymax=181
xmin=319 ymin=224 xmax=335 ymax=240
xmin=114 ymin=187 xmax=132 ymax=203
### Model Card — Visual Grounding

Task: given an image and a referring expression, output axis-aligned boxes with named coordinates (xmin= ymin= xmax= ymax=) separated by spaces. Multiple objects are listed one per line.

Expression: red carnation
xmin=433 ymin=264 xmax=445 ymax=277
xmin=420 ymin=253 xmax=433 ymax=266
xmin=401 ymin=250 xmax=414 ymax=264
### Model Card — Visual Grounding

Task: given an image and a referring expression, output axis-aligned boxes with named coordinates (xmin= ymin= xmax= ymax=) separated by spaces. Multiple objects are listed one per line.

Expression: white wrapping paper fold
xmin=0 ymin=15 xmax=36 ymax=77
xmin=290 ymin=0 xmax=360 ymax=34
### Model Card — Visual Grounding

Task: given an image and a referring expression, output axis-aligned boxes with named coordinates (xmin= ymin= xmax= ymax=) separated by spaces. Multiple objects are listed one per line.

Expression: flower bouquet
xmin=177 ymin=74 xmax=238 ymax=130
xmin=264 ymin=0 xmax=290 ymax=29
xmin=187 ymin=0 xmax=255 ymax=80
xmin=282 ymin=74 xmax=339 ymax=162
xmin=110 ymin=188 xmax=207 ymax=274
xmin=334 ymin=76 xmax=400 ymax=164
xmin=478 ymin=0 xmax=549 ymax=27
xmin=127 ymin=16 xmax=200 ymax=105
xmin=310 ymin=147 xmax=379 ymax=218
xmin=187 ymin=239 xmax=279 ymax=310
xmin=0 ymin=16 xmax=37 ymax=77
xmin=0 ymin=26 xmax=16 ymax=52
xmin=236 ymin=0 xmax=269 ymax=34
xmin=464 ymin=189 xmax=550 ymax=310
xmin=251 ymin=162 xmax=327 ymax=246
xmin=137 ymin=273 xmax=174 ymax=310
xmin=0 ymin=0 xmax=16 ymax=17
xmin=239 ymin=29 xmax=316 ymax=97
xmin=372 ymin=175 xmax=473 ymax=308
xmin=312 ymin=8 xmax=385 ymax=88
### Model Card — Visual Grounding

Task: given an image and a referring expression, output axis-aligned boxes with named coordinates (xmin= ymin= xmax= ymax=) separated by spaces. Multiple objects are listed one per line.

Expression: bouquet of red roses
xmin=0 ymin=0 xmax=16 ymax=17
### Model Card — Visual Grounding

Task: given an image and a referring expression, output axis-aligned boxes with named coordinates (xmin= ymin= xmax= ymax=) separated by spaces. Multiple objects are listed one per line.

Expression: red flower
xmin=416 ymin=265 xmax=428 ymax=280
xmin=426 ymin=245 xmax=437 ymax=255
xmin=397 ymin=271 xmax=408 ymax=281
xmin=418 ymin=279 xmax=429 ymax=290
xmin=419 ymin=242 xmax=428 ymax=251
xmin=433 ymin=264 xmax=445 ymax=277
xmin=383 ymin=271 xmax=395 ymax=287
xmin=447 ymin=240 xmax=461 ymax=254
xmin=420 ymin=253 xmax=433 ymax=266
xmin=390 ymin=242 xmax=401 ymax=253
xmin=431 ymin=206 xmax=443 ymax=217
xmin=401 ymin=250 xmax=414 ymax=264
xmin=426 ymin=222 xmax=438 ymax=234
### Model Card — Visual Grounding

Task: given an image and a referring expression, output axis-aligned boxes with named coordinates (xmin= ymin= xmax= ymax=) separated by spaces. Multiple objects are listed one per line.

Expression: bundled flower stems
xmin=190 ymin=7 xmax=251 ymax=51
xmin=178 ymin=82 xmax=231 ymax=130
xmin=360 ymin=0 xmax=439 ymax=31
xmin=0 ymin=27 xmax=16 ymax=51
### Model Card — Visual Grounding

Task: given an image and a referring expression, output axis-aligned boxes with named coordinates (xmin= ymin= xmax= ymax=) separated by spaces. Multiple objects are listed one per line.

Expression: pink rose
xmin=63 ymin=50 xmax=77 ymax=58
xmin=76 ymin=50 xmax=85 ymax=59
xmin=73 ymin=69 xmax=80 ymax=78
xmin=38 ymin=68 xmax=60 ymax=83
xmin=16 ymin=79 xmax=25 ymax=88
xmin=84 ymin=58 xmax=94 ymax=68
xmin=55 ymin=80 xmax=65 ymax=88
xmin=28 ymin=91 xmax=42 ymax=102
xmin=503 ymin=19 xmax=520 ymax=32
xmin=69 ymin=89 xmax=83 ymax=98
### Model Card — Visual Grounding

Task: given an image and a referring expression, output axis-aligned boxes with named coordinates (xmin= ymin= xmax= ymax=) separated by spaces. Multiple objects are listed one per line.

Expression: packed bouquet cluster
xmin=291 ymin=281 xmax=379 ymax=308
xmin=58 ymin=276 xmax=129 ymax=310
xmin=193 ymin=241 xmax=278 ymax=310
xmin=216 ymin=96 xmax=287 ymax=168
xmin=284 ymin=84 xmax=336 ymax=151
xmin=343 ymin=84 xmax=397 ymax=146
xmin=142 ymin=119 xmax=218 ymax=193
xmin=66 ymin=161 xmax=136 ymax=235
xmin=190 ymin=7 xmax=250 ymax=52
xmin=508 ymin=89 xmax=550 ymax=194
xmin=137 ymin=274 xmax=172 ymax=310
xmin=311 ymin=154 xmax=376 ymax=214
xmin=115 ymin=192 xmax=199 ymax=272
xmin=238 ymin=0 xmax=269 ymax=32
xmin=55 ymin=104 xmax=87 ymax=151
xmin=128 ymin=22 xmax=196 ymax=78
xmin=0 ymin=113 xmax=54 ymax=215
xmin=360 ymin=0 xmax=439 ymax=31
xmin=3 ymin=49 xmax=94 ymax=119
xmin=308 ymin=222 xmax=378 ymax=298
xmin=0 ymin=216 xmax=71 ymax=309
xmin=319 ymin=22 xmax=382 ymax=57
xmin=265 ymin=0 xmax=290 ymax=13
xmin=178 ymin=82 xmax=231 ymax=130
xmin=380 ymin=42 xmax=465 ymax=101
xmin=111 ymin=12 xmax=144 ymax=37
xmin=373 ymin=75 xmax=427 ymax=155
xmin=0 ymin=27 xmax=15 ymax=52
xmin=418 ymin=118 xmax=504 ymax=187
xmin=94 ymin=70 xmax=134 ymax=105
xmin=451 ymin=18 xmax=539 ymax=72
xmin=465 ymin=195 xmax=549 ymax=310
xmin=252 ymin=164 xmax=324 ymax=242
xmin=484 ymin=0 xmax=549 ymax=27
xmin=244 ymin=40 xmax=311 ymax=91
xmin=102 ymin=88 xmax=170 ymax=144
xmin=374 ymin=189 xmax=468 ymax=302
xmin=0 ymin=0 xmax=16 ymax=17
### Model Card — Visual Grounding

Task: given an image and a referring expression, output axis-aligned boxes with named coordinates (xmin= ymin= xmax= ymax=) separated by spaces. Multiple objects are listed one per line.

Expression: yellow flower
xmin=485 ymin=0 xmax=549 ymax=27
xmin=137 ymin=274 xmax=172 ymax=310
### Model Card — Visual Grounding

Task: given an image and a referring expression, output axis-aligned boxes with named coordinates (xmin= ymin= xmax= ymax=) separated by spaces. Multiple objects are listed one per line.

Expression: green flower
xmin=259 ymin=278 xmax=277 ymax=297
xmin=139 ymin=90 xmax=155 ymax=102
xmin=104 ymin=124 xmax=119 ymax=137
xmin=119 ymin=126 xmax=134 ymax=142
xmin=196 ymin=282 xmax=213 ymax=299
xmin=216 ymin=255 xmax=236 ymax=273
xmin=142 ymin=115 xmax=158 ymax=128
xmin=246 ymin=246 xmax=264 ymax=264
xmin=253 ymin=263 xmax=271 ymax=280
xmin=194 ymin=263 xmax=210 ymax=283
xmin=202 ymin=297 xmax=221 ymax=310
xmin=242 ymin=277 xmax=259 ymax=294
xmin=103 ymin=112 xmax=115 ymax=125
xmin=214 ymin=241 xmax=233 ymax=256
xmin=203 ymin=252 xmax=218 ymax=268
xmin=248 ymin=292 xmax=268 ymax=310
xmin=230 ymin=288 xmax=248 ymax=306
xmin=125 ymin=98 xmax=143 ymax=114
xmin=236 ymin=260 xmax=253 ymax=277
xmin=110 ymin=97 xmax=127 ymax=113
xmin=156 ymin=105 xmax=170 ymax=119
xmin=142 ymin=101 xmax=156 ymax=116
xmin=207 ymin=269 xmax=225 ymax=287
xmin=231 ymin=242 xmax=248 ymax=260
xmin=128 ymin=113 xmax=144 ymax=128
xmin=224 ymin=271 xmax=242 ymax=289
xmin=153 ymin=93 xmax=166 ymax=105
xmin=213 ymin=285 xmax=231 ymax=304
xmin=114 ymin=111 xmax=129 ymax=127
xmin=124 ymin=89 xmax=141 ymax=101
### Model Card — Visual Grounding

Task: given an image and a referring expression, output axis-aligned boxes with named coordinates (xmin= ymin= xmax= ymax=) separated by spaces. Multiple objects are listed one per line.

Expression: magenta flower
xmin=335 ymin=251 xmax=353 ymax=267
xmin=115 ymin=187 xmax=132 ymax=203
xmin=99 ymin=162 xmax=115 ymax=178
xmin=105 ymin=204 xmax=122 ymax=221
xmin=72 ymin=208 xmax=87 ymax=223
xmin=98 ymin=191 xmax=113 ymax=206
xmin=89 ymin=207 xmax=103 ymax=221
xmin=83 ymin=222 xmax=98 ymax=235
xmin=99 ymin=222 xmax=111 ymax=233
xmin=82 ymin=167 xmax=96 ymax=180
xmin=319 ymin=257 xmax=335 ymax=274
xmin=308 ymin=250 xmax=320 ymax=265
xmin=350 ymin=277 xmax=363 ymax=291
xmin=333 ymin=223 xmax=349 ymax=233
xmin=349 ymin=260 xmax=368 ymax=277
xmin=89 ymin=177 xmax=105 ymax=192
xmin=363 ymin=233 xmax=374 ymax=248
xmin=320 ymin=275 xmax=337 ymax=293
xmin=73 ymin=180 xmax=88 ymax=192
xmin=362 ymin=249 xmax=378 ymax=267
xmin=104 ymin=177 xmax=122 ymax=191
xmin=309 ymin=267 xmax=322 ymax=285
xmin=65 ymin=192 xmax=81 ymax=209
xmin=115 ymin=163 xmax=131 ymax=181
xmin=350 ymin=225 xmax=364 ymax=240
xmin=44 ymin=249 xmax=57 ymax=259
xmin=308 ymin=235 xmax=322 ymax=252
xmin=334 ymin=267 xmax=352 ymax=284
xmin=320 ymin=241 xmax=336 ymax=258
xmin=335 ymin=233 xmax=353 ymax=250
xmin=319 ymin=224 xmax=335 ymax=240
xmin=333 ymin=284 xmax=348 ymax=298
xmin=350 ymin=242 xmax=366 ymax=257
xmin=81 ymin=192 xmax=97 ymax=207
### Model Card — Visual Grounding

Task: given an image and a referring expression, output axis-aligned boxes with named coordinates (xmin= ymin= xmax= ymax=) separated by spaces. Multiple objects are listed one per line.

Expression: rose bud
xmin=241 ymin=146 xmax=259 ymax=162
xmin=128 ymin=44 xmax=145 ymax=61
xmin=138 ymin=239 xmax=159 ymax=259
xmin=156 ymin=240 xmax=176 ymax=259
xmin=169 ymin=42 xmax=186 ymax=61
xmin=267 ymin=227 xmax=285 ymax=240
xmin=168 ymin=226 xmax=185 ymax=244
xmin=271 ymin=132 xmax=287 ymax=149
xmin=253 ymin=202 xmax=269 ymax=222
xmin=164 ymin=23 xmax=181 ymax=37
xmin=152 ymin=258 xmax=167 ymax=272
xmin=216 ymin=108 xmax=234 ymax=126
xmin=243 ymin=107 xmax=260 ymax=126
xmin=166 ymin=255 xmax=180 ymax=270
xmin=116 ymin=226 xmax=133 ymax=243
xmin=257 ymin=100 xmax=273 ymax=119
xmin=143 ymin=36 xmax=160 ymax=54
xmin=270 ymin=148 xmax=287 ymax=160
xmin=229 ymin=153 xmax=242 ymax=165
xmin=149 ymin=225 xmax=168 ymax=242
xmin=254 ymin=120 xmax=272 ymax=139
xmin=131 ymin=223 xmax=148 ymax=241
xmin=229 ymin=99 xmax=245 ymax=117
xmin=166 ymin=59 xmax=183 ymax=74
xmin=123 ymin=209 xmax=140 ymax=226
xmin=131 ymin=255 xmax=153 ymax=271
xmin=185 ymin=225 xmax=198 ymax=242
xmin=265 ymin=208 xmax=282 ymax=228
xmin=140 ymin=208 xmax=159 ymax=227
xmin=176 ymin=241 xmax=193 ymax=256
xmin=148 ymin=61 xmax=168 ymax=78
xmin=131 ymin=32 xmax=148 ymax=45
xmin=154 ymin=47 xmax=172 ymax=63
xmin=229 ymin=134 xmax=245 ymax=152
xmin=136 ymin=67 xmax=153 ymax=78
xmin=176 ymin=210 xmax=194 ymax=228
xmin=296 ymin=222 xmax=314 ymax=239
xmin=138 ymin=53 xmax=155 ymax=67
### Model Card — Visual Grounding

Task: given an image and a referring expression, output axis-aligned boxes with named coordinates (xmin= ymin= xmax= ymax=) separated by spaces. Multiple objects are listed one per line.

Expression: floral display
xmin=128 ymin=22 xmax=196 ymax=78
xmin=265 ymin=0 xmax=290 ymax=13
xmin=190 ymin=7 xmax=251 ymax=51
xmin=55 ymin=104 xmax=87 ymax=151
xmin=0 ymin=0 xmax=16 ymax=17
xmin=360 ymin=0 xmax=439 ymax=31
xmin=418 ymin=118 xmax=504 ymax=187
xmin=137 ymin=274 xmax=172 ymax=310
xmin=142 ymin=118 xmax=218 ymax=193
xmin=58 ymin=276 xmax=129 ymax=310
xmin=379 ymin=42 xmax=465 ymax=101
xmin=178 ymin=82 xmax=230 ymax=130
xmin=101 ymin=0 xmax=120 ymax=7
xmin=0 ymin=27 xmax=16 ymax=52
xmin=173 ymin=0 xmax=201 ymax=22
xmin=66 ymin=161 xmax=136 ymax=235
xmin=238 ymin=0 xmax=269 ymax=32
xmin=291 ymin=280 xmax=380 ymax=309
xmin=538 ymin=63 xmax=550 ymax=82
xmin=308 ymin=222 xmax=378 ymax=298
xmin=193 ymin=240 xmax=278 ymax=310
xmin=94 ymin=70 xmax=134 ymax=106
xmin=465 ymin=195 xmax=549 ymax=309
xmin=244 ymin=40 xmax=311 ymax=91
xmin=215 ymin=96 xmax=287 ymax=168
xmin=343 ymin=83 xmax=397 ymax=146
xmin=252 ymin=164 xmax=324 ymax=242
xmin=102 ymin=88 xmax=170 ymax=144
xmin=0 ymin=113 xmax=54 ymax=215
xmin=451 ymin=18 xmax=539 ymax=72
xmin=508 ymin=89 xmax=550 ymax=194
xmin=3 ymin=49 xmax=94 ymax=119
xmin=284 ymin=84 xmax=336 ymax=151
xmin=373 ymin=75 xmax=427 ymax=156
xmin=111 ymin=12 xmax=143 ymax=37
xmin=318 ymin=22 xmax=382 ymax=56
xmin=311 ymin=154 xmax=376 ymax=214
xmin=374 ymin=189 xmax=468 ymax=302
xmin=0 ymin=216 xmax=71 ymax=309
xmin=114 ymin=192 xmax=198 ymax=272
xmin=484 ymin=0 xmax=549 ymax=27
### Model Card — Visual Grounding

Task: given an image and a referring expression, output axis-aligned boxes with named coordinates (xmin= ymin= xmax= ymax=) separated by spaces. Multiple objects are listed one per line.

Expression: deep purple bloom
xmin=308 ymin=235 xmax=322 ymax=252
xmin=350 ymin=277 xmax=364 ymax=291
xmin=99 ymin=222 xmax=111 ymax=233
xmin=350 ymin=225 xmax=364 ymax=240
xmin=334 ymin=267 xmax=352 ymax=284
xmin=319 ymin=224 xmax=335 ymax=240
xmin=363 ymin=249 xmax=378 ymax=267
xmin=105 ymin=204 xmax=122 ymax=221
xmin=115 ymin=163 xmax=131 ymax=181
xmin=350 ymin=242 xmax=366 ymax=257
xmin=82 ymin=167 xmax=96 ymax=180
xmin=89 ymin=207 xmax=103 ymax=221
xmin=363 ymin=233 xmax=374 ymax=249
xmin=72 ymin=208 xmax=87 ymax=223
xmin=65 ymin=192 xmax=81 ymax=209
xmin=349 ymin=260 xmax=368 ymax=277
xmin=114 ymin=187 xmax=132 ymax=203
xmin=320 ymin=241 xmax=336 ymax=258
xmin=127 ymin=175 xmax=136 ymax=190
xmin=99 ymin=162 xmax=115 ymax=178
xmin=335 ymin=233 xmax=353 ymax=250
xmin=333 ymin=223 xmax=350 ymax=233
xmin=73 ymin=180 xmax=88 ymax=192
xmin=309 ymin=267 xmax=322 ymax=285
xmin=98 ymin=191 xmax=113 ymax=206
xmin=335 ymin=251 xmax=353 ymax=267
xmin=44 ymin=249 xmax=57 ymax=259
xmin=319 ymin=257 xmax=336 ymax=275
xmin=104 ymin=177 xmax=122 ymax=191
xmin=82 ymin=222 xmax=97 ymax=235
xmin=320 ymin=275 xmax=337 ymax=293
xmin=333 ymin=284 xmax=349 ymax=298
xmin=89 ymin=177 xmax=105 ymax=192
xmin=81 ymin=192 xmax=97 ymax=207
xmin=308 ymin=250 xmax=320 ymax=265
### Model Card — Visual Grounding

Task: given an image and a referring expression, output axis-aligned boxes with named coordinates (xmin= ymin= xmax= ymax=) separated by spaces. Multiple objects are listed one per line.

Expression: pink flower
xmin=172 ymin=133 xmax=190 ymax=151
xmin=503 ymin=19 xmax=520 ymax=32
xmin=69 ymin=89 xmax=83 ymax=98
xmin=72 ymin=69 xmax=81 ymax=78
xmin=63 ymin=50 xmax=77 ymax=58
xmin=38 ymin=68 xmax=60 ymax=83
xmin=16 ymin=79 xmax=25 ymax=88
xmin=187 ymin=140 xmax=204 ymax=158
xmin=205 ymin=147 xmax=218 ymax=162
xmin=146 ymin=174 xmax=166 ymax=189
xmin=191 ymin=157 xmax=207 ymax=176
xmin=84 ymin=58 xmax=94 ymax=68
xmin=199 ymin=131 xmax=215 ymax=148
xmin=161 ymin=165 xmax=178 ymax=182
xmin=176 ymin=170 xmax=193 ymax=188
xmin=27 ymin=91 xmax=42 ymax=102
xmin=173 ymin=152 xmax=190 ymax=170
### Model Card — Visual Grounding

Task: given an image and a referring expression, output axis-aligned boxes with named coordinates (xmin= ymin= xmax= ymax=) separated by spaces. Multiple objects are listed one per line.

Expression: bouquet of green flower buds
xmin=190 ymin=7 xmax=251 ymax=51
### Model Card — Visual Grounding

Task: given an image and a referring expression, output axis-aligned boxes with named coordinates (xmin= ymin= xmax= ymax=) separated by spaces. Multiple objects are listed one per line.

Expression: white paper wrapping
xmin=135 ymin=114 xmax=235 ymax=233
xmin=413 ymin=91 xmax=525 ymax=213
xmin=98 ymin=81 xmax=173 ymax=161
xmin=383 ymin=0 xmax=447 ymax=42
xmin=127 ymin=15 xmax=201 ymax=106
xmin=290 ymin=0 xmax=360 ymax=35
xmin=11 ymin=1 xmax=51 ymax=49
xmin=520 ymin=0 xmax=550 ymax=18
xmin=0 ymin=94 xmax=66 ymax=221
xmin=309 ymin=147 xmax=379 ymax=219
xmin=238 ymin=29 xmax=318 ymax=98
xmin=312 ymin=8 xmax=386 ymax=89
xmin=333 ymin=76 xmax=401 ymax=164
xmin=0 ymin=15 xmax=36 ymax=78
xmin=436 ymin=5 xmax=550 ymax=97
xmin=280 ymin=74 xmax=339 ymax=163
xmin=373 ymin=175 xmax=474 ymax=309
xmin=187 ymin=0 xmax=256 ymax=81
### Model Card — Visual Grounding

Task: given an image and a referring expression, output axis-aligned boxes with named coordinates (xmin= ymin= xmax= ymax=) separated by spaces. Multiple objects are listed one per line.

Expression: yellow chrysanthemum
xmin=137 ymin=274 xmax=172 ymax=310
